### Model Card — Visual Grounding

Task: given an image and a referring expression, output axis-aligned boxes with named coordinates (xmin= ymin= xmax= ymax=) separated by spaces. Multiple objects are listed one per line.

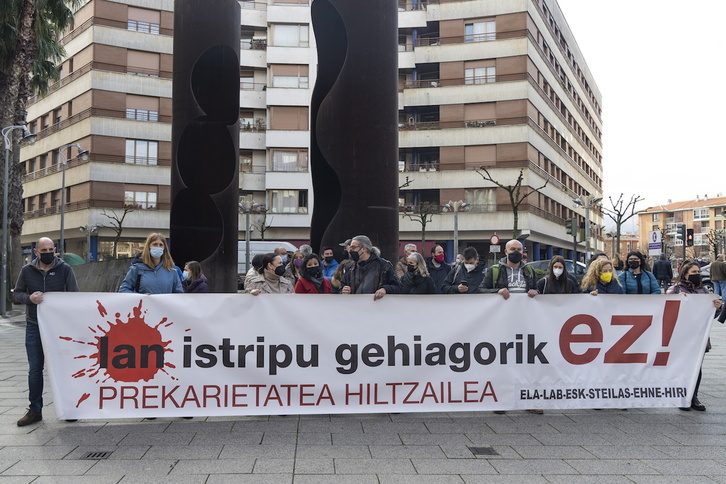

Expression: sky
xmin=554 ymin=0 xmax=726 ymax=224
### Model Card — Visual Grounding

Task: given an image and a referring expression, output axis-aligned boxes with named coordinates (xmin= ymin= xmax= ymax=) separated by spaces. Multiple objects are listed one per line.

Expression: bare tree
xmin=476 ymin=167 xmax=548 ymax=239
xmin=250 ymin=207 xmax=272 ymax=241
xmin=101 ymin=207 xmax=133 ymax=258
xmin=401 ymin=201 xmax=438 ymax=249
xmin=706 ymin=229 xmax=725 ymax=258
xmin=602 ymin=194 xmax=643 ymax=257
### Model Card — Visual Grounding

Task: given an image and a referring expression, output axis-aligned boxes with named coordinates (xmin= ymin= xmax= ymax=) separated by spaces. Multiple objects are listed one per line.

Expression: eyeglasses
xmin=349 ymin=245 xmax=361 ymax=252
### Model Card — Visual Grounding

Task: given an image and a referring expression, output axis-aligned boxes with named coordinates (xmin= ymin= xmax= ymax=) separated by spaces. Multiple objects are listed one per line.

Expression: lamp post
xmin=442 ymin=200 xmax=470 ymax=256
xmin=79 ymin=225 xmax=99 ymax=262
xmin=239 ymin=197 xmax=265 ymax=272
xmin=1 ymin=125 xmax=36 ymax=318
xmin=57 ymin=143 xmax=90 ymax=257
xmin=573 ymin=195 xmax=602 ymax=263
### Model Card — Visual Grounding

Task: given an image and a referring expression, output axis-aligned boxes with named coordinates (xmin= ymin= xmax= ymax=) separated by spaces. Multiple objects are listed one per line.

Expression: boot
xmin=691 ymin=396 xmax=706 ymax=411
xmin=17 ymin=410 xmax=42 ymax=427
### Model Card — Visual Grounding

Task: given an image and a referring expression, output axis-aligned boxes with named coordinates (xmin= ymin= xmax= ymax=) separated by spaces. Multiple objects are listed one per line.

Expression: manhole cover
xmin=81 ymin=451 xmax=113 ymax=460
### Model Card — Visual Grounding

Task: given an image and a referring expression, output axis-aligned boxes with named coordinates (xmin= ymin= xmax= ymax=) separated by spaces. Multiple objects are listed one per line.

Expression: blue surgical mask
xmin=182 ymin=271 xmax=190 ymax=281
xmin=150 ymin=247 xmax=164 ymax=259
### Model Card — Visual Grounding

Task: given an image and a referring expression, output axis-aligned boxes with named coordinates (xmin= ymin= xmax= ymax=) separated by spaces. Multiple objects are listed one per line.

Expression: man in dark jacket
xmin=652 ymin=254 xmax=673 ymax=291
xmin=13 ymin=237 xmax=79 ymax=426
xmin=426 ymin=244 xmax=451 ymax=294
xmin=340 ymin=235 xmax=402 ymax=300
xmin=479 ymin=239 xmax=537 ymax=299
xmin=441 ymin=246 xmax=486 ymax=294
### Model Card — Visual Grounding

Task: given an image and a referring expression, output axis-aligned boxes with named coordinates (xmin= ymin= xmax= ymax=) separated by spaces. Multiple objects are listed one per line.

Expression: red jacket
xmin=294 ymin=277 xmax=333 ymax=294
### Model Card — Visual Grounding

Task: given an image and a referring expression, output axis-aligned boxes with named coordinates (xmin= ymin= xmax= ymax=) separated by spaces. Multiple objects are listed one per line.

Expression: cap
xmin=339 ymin=238 xmax=352 ymax=247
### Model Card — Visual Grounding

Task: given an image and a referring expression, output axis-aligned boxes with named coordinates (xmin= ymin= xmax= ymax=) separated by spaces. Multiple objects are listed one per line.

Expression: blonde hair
xmin=141 ymin=233 xmax=175 ymax=271
xmin=581 ymin=258 xmax=620 ymax=291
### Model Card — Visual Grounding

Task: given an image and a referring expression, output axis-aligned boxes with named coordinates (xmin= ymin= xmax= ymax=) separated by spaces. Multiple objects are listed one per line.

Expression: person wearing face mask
xmin=581 ymin=258 xmax=623 ymax=295
xmin=618 ymin=250 xmax=660 ymax=295
xmin=479 ymin=239 xmax=538 ymax=299
xmin=536 ymin=256 xmax=580 ymax=294
xmin=13 ymin=237 xmax=80 ymax=427
xmin=284 ymin=250 xmax=305 ymax=286
xmin=667 ymin=260 xmax=723 ymax=411
xmin=295 ymin=254 xmax=333 ymax=293
xmin=401 ymin=252 xmax=436 ymax=294
xmin=340 ymin=235 xmax=402 ymax=299
xmin=426 ymin=244 xmax=451 ymax=294
xmin=119 ymin=233 xmax=183 ymax=294
xmin=441 ymin=246 xmax=486 ymax=294
xmin=320 ymin=247 xmax=339 ymax=280
xmin=395 ymin=243 xmax=418 ymax=279
xmin=247 ymin=253 xmax=295 ymax=295
xmin=182 ymin=261 xmax=209 ymax=293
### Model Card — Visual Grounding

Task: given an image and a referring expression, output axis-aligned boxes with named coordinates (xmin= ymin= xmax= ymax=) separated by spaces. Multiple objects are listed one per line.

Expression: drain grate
xmin=468 ymin=446 xmax=499 ymax=456
xmin=80 ymin=451 xmax=113 ymax=460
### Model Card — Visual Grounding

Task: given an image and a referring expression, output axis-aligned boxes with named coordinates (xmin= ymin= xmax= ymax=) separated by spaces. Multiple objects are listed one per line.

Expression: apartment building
xmin=19 ymin=0 xmax=603 ymax=264
xmin=638 ymin=196 xmax=726 ymax=261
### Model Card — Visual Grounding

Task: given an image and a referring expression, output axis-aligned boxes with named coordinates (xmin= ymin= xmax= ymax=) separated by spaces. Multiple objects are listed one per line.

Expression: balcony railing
xmin=239 ymin=0 xmax=268 ymax=10
xmin=403 ymin=73 xmax=527 ymax=89
xmin=398 ymin=116 xmax=525 ymax=131
xmin=415 ymin=29 xmax=527 ymax=47
xmin=24 ymin=200 xmax=170 ymax=219
xmin=241 ymin=39 xmax=267 ymax=50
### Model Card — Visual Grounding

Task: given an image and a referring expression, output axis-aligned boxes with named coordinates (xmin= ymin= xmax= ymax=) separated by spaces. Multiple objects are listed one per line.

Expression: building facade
xmin=19 ymin=0 xmax=603 ymax=266
xmin=638 ymin=196 xmax=726 ymax=262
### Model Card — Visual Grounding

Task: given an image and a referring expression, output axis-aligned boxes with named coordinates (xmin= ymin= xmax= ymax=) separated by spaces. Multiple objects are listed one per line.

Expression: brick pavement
xmin=1 ymin=308 xmax=726 ymax=483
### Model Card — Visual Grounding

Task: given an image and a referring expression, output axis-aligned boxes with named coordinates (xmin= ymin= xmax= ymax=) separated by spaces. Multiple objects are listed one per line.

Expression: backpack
xmin=489 ymin=264 xmax=535 ymax=286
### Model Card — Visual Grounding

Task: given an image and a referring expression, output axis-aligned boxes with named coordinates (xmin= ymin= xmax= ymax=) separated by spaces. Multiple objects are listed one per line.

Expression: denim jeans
xmin=25 ymin=322 xmax=44 ymax=413
xmin=715 ymin=280 xmax=726 ymax=304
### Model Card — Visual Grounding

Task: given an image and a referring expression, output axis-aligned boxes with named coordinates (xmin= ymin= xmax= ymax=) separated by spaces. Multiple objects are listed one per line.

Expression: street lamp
xmin=573 ymin=195 xmax=602 ymax=262
xmin=2 ymin=125 xmax=36 ymax=318
xmin=57 ymin=143 xmax=90 ymax=257
xmin=442 ymin=200 xmax=470 ymax=255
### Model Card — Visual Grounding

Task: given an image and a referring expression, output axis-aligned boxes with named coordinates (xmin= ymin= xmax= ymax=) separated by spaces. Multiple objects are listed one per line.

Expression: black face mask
xmin=628 ymin=260 xmax=640 ymax=269
xmin=349 ymin=250 xmax=360 ymax=262
xmin=307 ymin=266 xmax=322 ymax=278
xmin=324 ymin=256 xmax=334 ymax=264
xmin=507 ymin=251 xmax=523 ymax=264
xmin=407 ymin=264 xmax=417 ymax=273
xmin=274 ymin=265 xmax=286 ymax=277
xmin=39 ymin=252 xmax=55 ymax=265
xmin=687 ymin=274 xmax=702 ymax=286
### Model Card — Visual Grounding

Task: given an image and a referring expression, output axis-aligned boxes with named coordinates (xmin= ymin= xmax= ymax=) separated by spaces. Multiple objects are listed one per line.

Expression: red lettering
xmin=559 ymin=315 xmax=603 ymax=364
xmin=99 ymin=386 xmax=117 ymax=408
xmin=463 ymin=381 xmax=478 ymax=403
xmin=142 ymin=385 xmax=159 ymax=408
xmin=299 ymin=384 xmax=315 ymax=406
xmin=203 ymin=385 xmax=221 ymax=407
xmin=120 ymin=386 xmax=139 ymax=409
xmin=232 ymin=385 xmax=248 ymax=407
xmin=403 ymin=382 xmax=419 ymax=404
xmin=604 ymin=315 xmax=652 ymax=363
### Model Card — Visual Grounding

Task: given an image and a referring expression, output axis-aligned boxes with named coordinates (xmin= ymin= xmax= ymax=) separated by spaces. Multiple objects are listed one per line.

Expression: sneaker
xmin=17 ymin=410 xmax=42 ymax=427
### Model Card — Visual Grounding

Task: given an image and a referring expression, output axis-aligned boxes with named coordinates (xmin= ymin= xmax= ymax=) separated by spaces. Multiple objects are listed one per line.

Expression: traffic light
xmin=677 ymin=224 xmax=686 ymax=244
xmin=565 ymin=218 xmax=573 ymax=235
xmin=686 ymin=228 xmax=694 ymax=246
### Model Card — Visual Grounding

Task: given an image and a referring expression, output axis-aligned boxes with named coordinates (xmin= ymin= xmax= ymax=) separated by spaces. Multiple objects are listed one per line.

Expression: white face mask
xmin=553 ymin=268 xmax=564 ymax=277
xmin=464 ymin=263 xmax=476 ymax=272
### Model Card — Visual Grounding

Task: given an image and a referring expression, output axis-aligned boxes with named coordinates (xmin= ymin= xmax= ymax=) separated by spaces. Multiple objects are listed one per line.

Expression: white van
xmin=238 ymin=241 xmax=298 ymax=275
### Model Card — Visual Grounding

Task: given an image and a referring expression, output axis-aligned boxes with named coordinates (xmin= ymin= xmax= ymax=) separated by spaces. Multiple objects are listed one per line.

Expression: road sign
xmin=490 ymin=245 xmax=501 ymax=253
xmin=648 ymin=230 xmax=662 ymax=256
xmin=490 ymin=234 xmax=500 ymax=245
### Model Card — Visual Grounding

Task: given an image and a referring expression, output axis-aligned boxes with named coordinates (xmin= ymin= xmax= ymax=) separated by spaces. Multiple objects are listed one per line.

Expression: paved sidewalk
xmin=2 ymin=309 xmax=726 ymax=483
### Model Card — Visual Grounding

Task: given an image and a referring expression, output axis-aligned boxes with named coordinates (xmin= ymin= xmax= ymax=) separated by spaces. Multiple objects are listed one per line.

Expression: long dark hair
xmin=676 ymin=260 xmax=701 ymax=286
xmin=546 ymin=256 xmax=570 ymax=292
xmin=626 ymin=250 xmax=649 ymax=271
xmin=185 ymin=261 xmax=202 ymax=281
xmin=301 ymin=253 xmax=323 ymax=281
xmin=259 ymin=253 xmax=279 ymax=274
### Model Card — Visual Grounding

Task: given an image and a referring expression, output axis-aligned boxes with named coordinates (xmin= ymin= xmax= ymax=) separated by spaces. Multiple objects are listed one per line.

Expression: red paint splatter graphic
xmin=59 ymin=299 xmax=177 ymax=387
xmin=76 ymin=393 xmax=91 ymax=407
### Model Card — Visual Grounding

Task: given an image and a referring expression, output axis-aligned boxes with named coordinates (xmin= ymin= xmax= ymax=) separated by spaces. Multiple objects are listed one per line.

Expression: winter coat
xmin=119 ymin=259 xmax=183 ymax=294
xmin=295 ymin=276 xmax=333 ymax=294
xmin=583 ymin=279 xmax=624 ymax=294
xmin=536 ymin=274 xmax=581 ymax=294
xmin=441 ymin=262 xmax=486 ymax=294
xmin=340 ymin=253 xmax=402 ymax=294
xmin=426 ymin=256 xmax=451 ymax=294
xmin=652 ymin=259 xmax=673 ymax=281
xmin=183 ymin=274 xmax=209 ymax=293
xmin=400 ymin=272 xmax=436 ymax=294
xmin=618 ymin=269 xmax=660 ymax=294
xmin=246 ymin=271 xmax=295 ymax=294
xmin=14 ymin=257 xmax=80 ymax=323
xmin=321 ymin=259 xmax=339 ymax=280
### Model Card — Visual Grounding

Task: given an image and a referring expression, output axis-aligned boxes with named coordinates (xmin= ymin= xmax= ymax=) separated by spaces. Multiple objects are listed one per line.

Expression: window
xmin=269 ymin=190 xmax=308 ymax=213
xmin=128 ymin=7 xmax=161 ymax=34
xmin=693 ymin=208 xmax=709 ymax=220
xmin=125 ymin=140 xmax=158 ymax=165
xmin=239 ymin=151 xmax=253 ymax=172
xmin=269 ymin=106 xmax=308 ymax=130
xmin=464 ymin=20 xmax=496 ymax=42
xmin=271 ymin=24 xmax=309 ymax=47
xmin=270 ymin=149 xmax=308 ymax=172
xmin=124 ymin=190 xmax=157 ymax=209
xmin=465 ymin=67 xmax=496 ymax=84
xmin=126 ymin=94 xmax=159 ymax=121
xmin=240 ymin=110 xmax=255 ymax=129
xmin=127 ymin=50 xmax=160 ymax=77
xmin=465 ymin=188 xmax=496 ymax=212
xmin=240 ymin=70 xmax=254 ymax=90
xmin=270 ymin=64 xmax=309 ymax=88
xmin=652 ymin=213 xmax=659 ymax=222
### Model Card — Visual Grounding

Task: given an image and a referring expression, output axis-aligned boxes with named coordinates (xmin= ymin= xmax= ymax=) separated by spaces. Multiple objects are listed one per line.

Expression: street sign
xmin=490 ymin=234 xmax=500 ymax=245
xmin=490 ymin=245 xmax=501 ymax=253
xmin=648 ymin=230 xmax=662 ymax=256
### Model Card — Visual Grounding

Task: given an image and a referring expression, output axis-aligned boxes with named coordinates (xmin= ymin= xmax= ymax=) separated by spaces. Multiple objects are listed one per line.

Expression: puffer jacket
xmin=618 ymin=269 xmax=660 ymax=295
xmin=119 ymin=259 xmax=183 ymax=294
xmin=14 ymin=257 xmax=79 ymax=323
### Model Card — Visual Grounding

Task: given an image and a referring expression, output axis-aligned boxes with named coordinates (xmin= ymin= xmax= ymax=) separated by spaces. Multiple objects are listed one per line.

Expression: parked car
xmin=701 ymin=264 xmax=713 ymax=293
xmin=526 ymin=259 xmax=588 ymax=284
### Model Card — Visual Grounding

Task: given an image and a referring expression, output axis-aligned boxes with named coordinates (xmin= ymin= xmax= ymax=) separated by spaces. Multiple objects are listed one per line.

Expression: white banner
xmin=38 ymin=293 xmax=715 ymax=419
